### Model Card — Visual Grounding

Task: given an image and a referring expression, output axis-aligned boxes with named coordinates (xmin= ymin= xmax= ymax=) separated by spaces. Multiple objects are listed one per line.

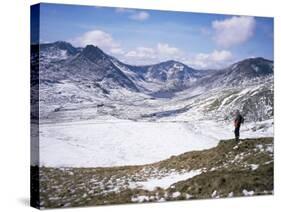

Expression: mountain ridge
xmin=35 ymin=41 xmax=272 ymax=72
xmin=31 ymin=41 xmax=274 ymax=123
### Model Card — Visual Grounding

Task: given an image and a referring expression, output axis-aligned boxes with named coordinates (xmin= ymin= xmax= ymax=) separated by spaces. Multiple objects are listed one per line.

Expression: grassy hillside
xmin=36 ymin=137 xmax=273 ymax=208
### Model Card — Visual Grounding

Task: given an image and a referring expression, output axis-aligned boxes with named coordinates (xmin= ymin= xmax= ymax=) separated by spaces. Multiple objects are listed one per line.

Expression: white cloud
xmin=124 ymin=43 xmax=182 ymax=64
xmin=157 ymin=43 xmax=180 ymax=55
xmin=123 ymin=47 xmax=233 ymax=69
xmin=185 ymin=50 xmax=233 ymax=69
xmin=129 ymin=11 xmax=150 ymax=21
xmin=125 ymin=47 xmax=155 ymax=59
xmin=110 ymin=48 xmax=125 ymax=55
xmin=71 ymin=31 xmax=180 ymax=64
xmin=115 ymin=8 xmax=150 ymax=21
xmin=70 ymin=30 xmax=124 ymax=55
xmin=70 ymin=30 xmax=233 ymax=69
xmin=212 ymin=16 xmax=256 ymax=48
xmin=198 ymin=50 xmax=232 ymax=62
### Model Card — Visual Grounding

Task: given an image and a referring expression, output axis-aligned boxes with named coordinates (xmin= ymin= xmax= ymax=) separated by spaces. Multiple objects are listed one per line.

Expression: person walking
xmin=234 ymin=110 xmax=244 ymax=142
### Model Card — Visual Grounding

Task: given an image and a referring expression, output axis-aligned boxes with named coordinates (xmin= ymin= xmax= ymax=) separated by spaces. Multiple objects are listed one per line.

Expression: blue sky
xmin=34 ymin=3 xmax=273 ymax=69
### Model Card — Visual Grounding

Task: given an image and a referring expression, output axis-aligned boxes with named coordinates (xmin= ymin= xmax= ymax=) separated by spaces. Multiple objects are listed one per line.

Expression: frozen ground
xmin=39 ymin=120 xmax=218 ymax=167
xmin=39 ymin=117 xmax=273 ymax=167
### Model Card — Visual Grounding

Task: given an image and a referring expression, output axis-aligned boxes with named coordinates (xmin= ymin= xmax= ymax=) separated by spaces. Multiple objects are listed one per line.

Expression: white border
xmin=0 ymin=0 xmax=280 ymax=211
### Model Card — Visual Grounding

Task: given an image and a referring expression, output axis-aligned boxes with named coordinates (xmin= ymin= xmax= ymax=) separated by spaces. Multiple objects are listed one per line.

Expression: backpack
xmin=240 ymin=115 xmax=244 ymax=124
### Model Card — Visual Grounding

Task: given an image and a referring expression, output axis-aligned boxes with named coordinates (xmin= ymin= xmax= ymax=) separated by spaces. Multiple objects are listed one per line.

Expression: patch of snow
xmin=266 ymin=145 xmax=273 ymax=153
xmin=131 ymin=195 xmax=149 ymax=203
xmin=172 ymin=192 xmax=181 ymax=198
xmin=233 ymin=145 xmax=238 ymax=150
xmin=251 ymin=64 xmax=260 ymax=73
xmin=264 ymin=160 xmax=273 ymax=165
xmin=149 ymin=196 xmax=155 ymax=200
xmin=256 ymin=144 xmax=265 ymax=152
xmin=250 ymin=164 xmax=259 ymax=171
xmin=185 ymin=193 xmax=192 ymax=199
xmin=242 ymin=189 xmax=255 ymax=196
xmin=228 ymin=192 xmax=234 ymax=197
xmin=158 ymin=197 xmax=166 ymax=202
xmin=48 ymin=197 xmax=60 ymax=201
xmin=210 ymin=167 xmax=217 ymax=171
xmin=129 ymin=169 xmax=202 ymax=191
xmin=211 ymin=190 xmax=217 ymax=198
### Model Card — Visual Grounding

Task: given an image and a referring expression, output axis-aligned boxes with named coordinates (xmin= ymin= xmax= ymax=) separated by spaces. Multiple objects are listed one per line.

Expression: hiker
xmin=234 ymin=110 xmax=244 ymax=142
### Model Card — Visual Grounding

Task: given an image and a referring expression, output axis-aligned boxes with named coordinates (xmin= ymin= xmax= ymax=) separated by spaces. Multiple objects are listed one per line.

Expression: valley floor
xmin=38 ymin=118 xmax=273 ymax=167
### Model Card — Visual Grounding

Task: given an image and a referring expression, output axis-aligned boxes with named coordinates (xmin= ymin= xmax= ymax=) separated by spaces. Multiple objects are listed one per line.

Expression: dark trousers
xmin=234 ymin=127 xmax=240 ymax=141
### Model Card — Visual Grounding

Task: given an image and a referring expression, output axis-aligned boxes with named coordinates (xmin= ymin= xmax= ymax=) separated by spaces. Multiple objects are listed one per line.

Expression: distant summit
xmin=80 ymin=45 xmax=108 ymax=63
xmin=229 ymin=57 xmax=273 ymax=78
xmin=40 ymin=41 xmax=79 ymax=56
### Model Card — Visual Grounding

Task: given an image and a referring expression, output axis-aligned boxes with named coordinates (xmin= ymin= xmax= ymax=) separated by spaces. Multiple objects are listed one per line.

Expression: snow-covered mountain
xmin=185 ymin=57 xmax=274 ymax=122
xmin=196 ymin=57 xmax=273 ymax=89
xmin=134 ymin=60 xmax=203 ymax=92
xmin=111 ymin=58 xmax=203 ymax=94
xmin=41 ymin=41 xmax=80 ymax=58
xmin=37 ymin=42 xmax=204 ymax=93
xmin=39 ymin=43 xmax=139 ymax=91
xmin=31 ymin=41 xmax=273 ymax=123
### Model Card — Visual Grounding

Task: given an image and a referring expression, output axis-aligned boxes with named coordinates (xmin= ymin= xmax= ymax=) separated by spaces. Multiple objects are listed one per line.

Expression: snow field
xmin=39 ymin=120 xmax=219 ymax=167
xmin=39 ymin=116 xmax=273 ymax=168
